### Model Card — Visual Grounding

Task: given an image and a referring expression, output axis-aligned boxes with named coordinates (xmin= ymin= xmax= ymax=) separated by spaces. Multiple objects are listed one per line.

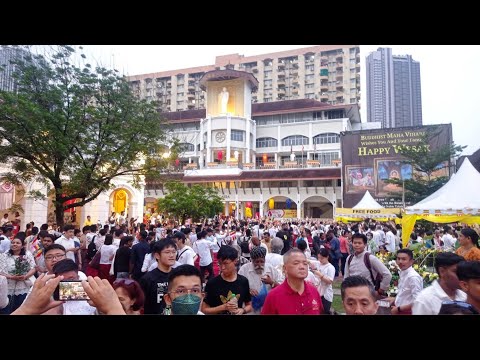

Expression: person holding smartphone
xmin=43 ymin=259 xmax=96 ymax=315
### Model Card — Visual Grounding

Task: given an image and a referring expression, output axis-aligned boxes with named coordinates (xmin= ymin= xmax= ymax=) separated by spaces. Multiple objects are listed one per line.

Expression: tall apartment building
xmin=127 ymin=45 xmax=361 ymax=112
xmin=0 ymin=46 xmax=29 ymax=92
xmin=366 ymin=47 xmax=422 ymax=128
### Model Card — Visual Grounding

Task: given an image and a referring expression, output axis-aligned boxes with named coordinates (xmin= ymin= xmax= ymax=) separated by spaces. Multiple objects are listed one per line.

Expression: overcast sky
xmin=81 ymin=45 xmax=480 ymax=155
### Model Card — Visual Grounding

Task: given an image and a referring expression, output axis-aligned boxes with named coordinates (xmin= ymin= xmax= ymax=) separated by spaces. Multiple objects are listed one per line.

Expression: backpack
xmin=86 ymin=235 xmax=97 ymax=260
xmin=237 ymin=236 xmax=251 ymax=254
xmin=347 ymin=252 xmax=383 ymax=290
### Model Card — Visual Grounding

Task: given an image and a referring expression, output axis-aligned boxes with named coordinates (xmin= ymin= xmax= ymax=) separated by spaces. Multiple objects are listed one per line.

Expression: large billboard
xmin=341 ymin=124 xmax=452 ymax=208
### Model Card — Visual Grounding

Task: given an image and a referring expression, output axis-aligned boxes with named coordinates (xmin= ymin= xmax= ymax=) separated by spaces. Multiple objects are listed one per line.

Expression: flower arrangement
xmin=10 ymin=255 xmax=31 ymax=276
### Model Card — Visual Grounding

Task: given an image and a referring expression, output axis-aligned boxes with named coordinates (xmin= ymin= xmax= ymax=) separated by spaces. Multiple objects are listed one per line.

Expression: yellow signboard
xmin=336 ymin=208 xmax=401 ymax=215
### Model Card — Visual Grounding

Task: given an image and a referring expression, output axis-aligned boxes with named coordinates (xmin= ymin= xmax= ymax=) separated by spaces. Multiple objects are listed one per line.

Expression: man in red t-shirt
xmin=261 ymin=248 xmax=324 ymax=315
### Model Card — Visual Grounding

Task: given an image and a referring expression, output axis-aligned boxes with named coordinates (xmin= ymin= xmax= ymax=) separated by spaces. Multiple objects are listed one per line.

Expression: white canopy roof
xmin=405 ymin=158 xmax=480 ymax=215
xmin=352 ymin=190 xmax=383 ymax=209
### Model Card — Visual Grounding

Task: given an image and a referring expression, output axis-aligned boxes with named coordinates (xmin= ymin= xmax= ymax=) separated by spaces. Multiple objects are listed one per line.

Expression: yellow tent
xmin=401 ymin=158 xmax=480 ymax=247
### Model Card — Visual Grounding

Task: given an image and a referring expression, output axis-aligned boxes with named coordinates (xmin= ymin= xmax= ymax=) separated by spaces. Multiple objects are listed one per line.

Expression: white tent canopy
xmin=336 ymin=190 xmax=399 ymax=219
xmin=405 ymin=158 xmax=480 ymax=215
xmin=352 ymin=190 xmax=383 ymax=209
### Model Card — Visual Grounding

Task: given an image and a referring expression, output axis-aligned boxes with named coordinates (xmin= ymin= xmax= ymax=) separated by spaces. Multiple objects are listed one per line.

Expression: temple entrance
xmin=109 ymin=188 xmax=132 ymax=223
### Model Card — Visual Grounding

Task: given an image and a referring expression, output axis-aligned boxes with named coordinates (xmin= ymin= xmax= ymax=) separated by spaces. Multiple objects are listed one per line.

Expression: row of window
xmin=255 ymin=133 xmax=339 ymax=148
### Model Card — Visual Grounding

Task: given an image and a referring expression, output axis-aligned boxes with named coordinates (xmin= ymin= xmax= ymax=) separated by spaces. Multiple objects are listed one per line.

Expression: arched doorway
xmin=263 ymin=196 xmax=297 ymax=218
xmin=0 ymin=182 xmax=24 ymax=224
xmin=109 ymin=188 xmax=133 ymax=222
xmin=302 ymin=195 xmax=333 ymax=219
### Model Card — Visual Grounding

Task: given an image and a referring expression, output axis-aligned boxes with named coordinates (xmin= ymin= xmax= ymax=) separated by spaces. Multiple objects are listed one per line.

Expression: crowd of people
xmin=0 ymin=214 xmax=479 ymax=315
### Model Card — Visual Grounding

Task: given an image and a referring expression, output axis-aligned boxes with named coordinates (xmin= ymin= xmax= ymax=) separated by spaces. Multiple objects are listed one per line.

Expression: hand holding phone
xmin=54 ymin=280 xmax=90 ymax=301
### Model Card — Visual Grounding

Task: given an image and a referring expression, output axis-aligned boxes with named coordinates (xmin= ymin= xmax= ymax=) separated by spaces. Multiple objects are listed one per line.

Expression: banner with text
xmin=341 ymin=124 xmax=452 ymax=208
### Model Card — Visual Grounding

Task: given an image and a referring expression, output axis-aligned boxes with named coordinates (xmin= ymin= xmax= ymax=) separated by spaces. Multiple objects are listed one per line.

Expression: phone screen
xmin=54 ymin=281 xmax=90 ymax=301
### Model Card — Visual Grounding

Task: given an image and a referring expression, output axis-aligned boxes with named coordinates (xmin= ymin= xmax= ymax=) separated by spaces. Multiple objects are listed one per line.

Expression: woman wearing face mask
xmin=164 ymin=264 xmax=205 ymax=315
xmin=112 ymin=278 xmax=145 ymax=315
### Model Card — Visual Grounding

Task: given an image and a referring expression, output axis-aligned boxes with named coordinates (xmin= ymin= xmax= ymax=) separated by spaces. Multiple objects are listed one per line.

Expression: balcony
xmin=306 ymin=160 xmax=320 ymax=168
xmin=320 ymin=83 xmax=328 ymax=91
xmin=277 ymin=79 xmax=285 ymax=86
xmin=336 ymin=54 xmax=343 ymax=61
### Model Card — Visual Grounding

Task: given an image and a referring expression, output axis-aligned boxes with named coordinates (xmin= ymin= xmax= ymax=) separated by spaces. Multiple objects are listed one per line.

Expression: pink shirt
xmin=339 ymin=236 xmax=349 ymax=253
xmin=261 ymin=280 xmax=323 ymax=315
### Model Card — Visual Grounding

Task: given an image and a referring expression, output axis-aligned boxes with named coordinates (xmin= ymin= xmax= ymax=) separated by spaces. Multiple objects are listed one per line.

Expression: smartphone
xmin=53 ymin=280 xmax=90 ymax=301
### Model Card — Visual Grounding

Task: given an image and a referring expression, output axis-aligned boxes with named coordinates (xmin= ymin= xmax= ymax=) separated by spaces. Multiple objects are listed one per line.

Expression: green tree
xmin=0 ymin=45 xmax=168 ymax=226
xmin=384 ymin=127 xmax=466 ymax=204
xmin=157 ymin=181 xmax=224 ymax=223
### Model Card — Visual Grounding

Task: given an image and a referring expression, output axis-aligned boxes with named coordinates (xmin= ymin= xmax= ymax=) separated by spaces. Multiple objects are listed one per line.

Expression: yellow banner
xmin=336 ymin=208 xmax=401 ymax=215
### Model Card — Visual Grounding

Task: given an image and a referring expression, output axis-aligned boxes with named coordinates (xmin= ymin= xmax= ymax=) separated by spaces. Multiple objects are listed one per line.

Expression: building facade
xmin=127 ymin=45 xmax=361 ymax=112
xmin=0 ymin=46 xmax=30 ymax=92
xmin=366 ymin=47 xmax=422 ymax=128
xmin=145 ymin=69 xmax=366 ymax=220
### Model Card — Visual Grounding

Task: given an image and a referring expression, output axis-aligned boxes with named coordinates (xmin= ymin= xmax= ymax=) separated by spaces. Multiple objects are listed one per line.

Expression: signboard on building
xmin=340 ymin=124 xmax=452 ymax=208
xmin=267 ymin=209 xmax=297 ymax=218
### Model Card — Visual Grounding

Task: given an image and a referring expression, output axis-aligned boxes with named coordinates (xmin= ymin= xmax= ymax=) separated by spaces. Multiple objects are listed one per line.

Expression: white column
xmin=277 ymin=125 xmax=281 ymax=152
xmin=224 ymin=201 xmax=229 ymax=216
xmin=297 ymin=193 xmax=301 ymax=219
xmin=259 ymin=192 xmax=264 ymax=217
xmin=245 ymin=119 xmax=251 ymax=163
xmin=21 ymin=196 xmax=48 ymax=228
xmin=206 ymin=118 xmax=212 ymax=163
xmin=235 ymin=193 xmax=239 ymax=219
xmin=274 ymin=153 xmax=278 ymax=169
xmin=309 ymin=122 xmax=313 ymax=158
xmin=199 ymin=120 xmax=204 ymax=168
xmin=226 ymin=115 xmax=231 ymax=160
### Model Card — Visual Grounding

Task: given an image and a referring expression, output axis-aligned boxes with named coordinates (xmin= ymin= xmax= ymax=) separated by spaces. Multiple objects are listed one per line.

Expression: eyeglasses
xmin=441 ymin=300 xmax=479 ymax=314
xmin=45 ymin=254 xmax=66 ymax=261
xmin=170 ymin=287 xmax=202 ymax=296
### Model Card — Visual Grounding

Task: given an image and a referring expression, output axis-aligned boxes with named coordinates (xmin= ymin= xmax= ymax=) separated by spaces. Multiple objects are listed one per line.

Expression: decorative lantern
xmin=262 ymin=154 xmax=267 ymax=163
xmin=246 ymin=202 xmax=252 ymax=208
xmin=268 ymin=198 xmax=275 ymax=209
xmin=245 ymin=207 xmax=252 ymax=218
xmin=217 ymin=150 xmax=223 ymax=161
xmin=286 ymin=198 xmax=292 ymax=209
xmin=175 ymin=159 xmax=180 ymax=167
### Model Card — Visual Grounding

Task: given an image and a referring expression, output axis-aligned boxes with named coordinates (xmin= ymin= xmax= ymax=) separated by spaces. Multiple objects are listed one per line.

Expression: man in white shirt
xmin=390 ymin=248 xmax=423 ymax=314
xmin=54 ymin=225 xmax=79 ymax=262
xmin=238 ymin=246 xmax=281 ymax=314
xmin=173 ymin=231 xmax=197 ymax=266
xmin=413 ymin=252 xmax=466 ymax=315
xmin=0 ymin=226 xmax=13 ymax=253
xmin=442 ymin=227 xmax=456 ymax=251
xmin=265 ymin=237 xmax=284 ymax=274
xmin=384 ymin=225 xmax=397 ymax=253
xmin=192 ymin=230 xmax=217 ymax=281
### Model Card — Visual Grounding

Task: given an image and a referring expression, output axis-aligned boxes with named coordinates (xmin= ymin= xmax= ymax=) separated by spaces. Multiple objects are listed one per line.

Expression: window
xmin=264 ymin=70 xmax=272 ymax=79
xmin=264 ymin=79 xmax=272 ymax=88
xmin=178 ymin=143 xmax=195 ymax=152
xmin=312 ymin=151 xmax=340 ymax=165
xmin=313 ymin=133 xmax=340 ymax=144
xmin=231 ymin=130 xmax=244 ymax=141
xmin=256 ymin=137 xmax=278 ymax=148
xmin=282 ymin=135 xmax=309 ymax=146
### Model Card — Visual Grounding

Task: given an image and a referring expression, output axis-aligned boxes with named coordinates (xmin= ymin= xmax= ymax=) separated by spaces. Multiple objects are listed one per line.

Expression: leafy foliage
xmin=383 ymin=126 xmax=466 ymax=204
xmin=0 ymin=45 xmax=169 ymax=225
xmin=157 ymin=181 xmax=224 ymax=223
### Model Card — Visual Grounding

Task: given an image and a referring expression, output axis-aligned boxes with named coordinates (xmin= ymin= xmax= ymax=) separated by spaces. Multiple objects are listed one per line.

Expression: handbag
xmin=89 ymin=250 xmax=101 ymax=270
